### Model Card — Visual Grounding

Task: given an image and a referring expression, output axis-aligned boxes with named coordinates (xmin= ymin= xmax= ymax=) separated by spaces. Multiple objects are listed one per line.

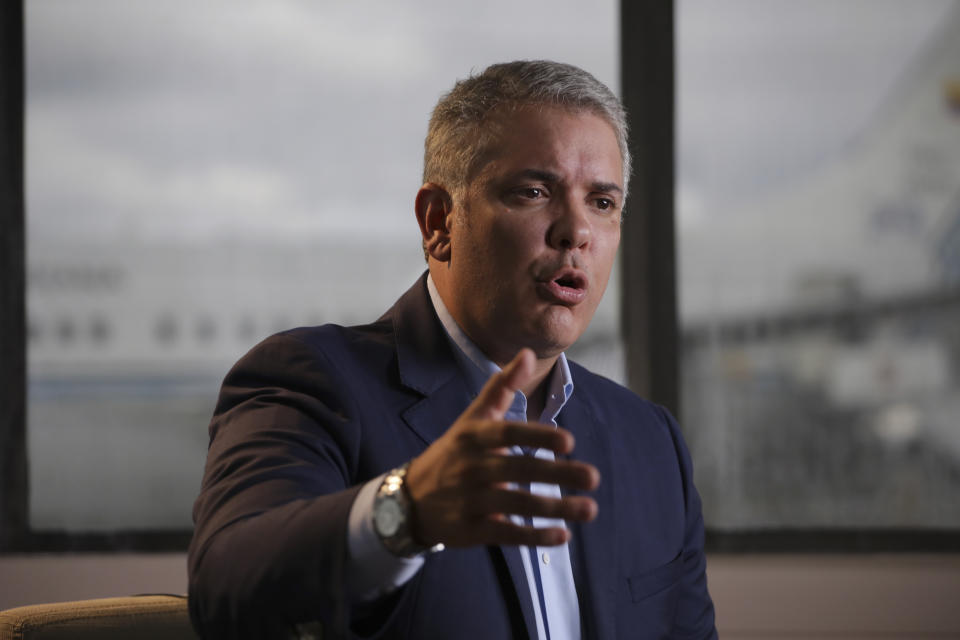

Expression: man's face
xmin=439 ymin=105 xmax=623 ymax=365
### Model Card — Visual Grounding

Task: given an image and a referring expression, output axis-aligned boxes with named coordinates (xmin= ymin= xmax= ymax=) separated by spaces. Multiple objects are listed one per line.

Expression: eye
xmin=519 ymin=187 xmax=545 ymax=199
xmin=505 ymin=186 xmax=549 ymax=205
xmin=595 ymin=197 xmax=616 ymax=211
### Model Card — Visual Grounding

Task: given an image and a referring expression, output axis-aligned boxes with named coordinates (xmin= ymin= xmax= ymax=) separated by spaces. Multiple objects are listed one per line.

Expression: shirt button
xmin=542 ymin=552 xmax=550 ymax=565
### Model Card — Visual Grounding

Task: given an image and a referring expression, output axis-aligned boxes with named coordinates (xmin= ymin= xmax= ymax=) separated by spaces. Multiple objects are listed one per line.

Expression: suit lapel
xmin=560 ymin=392 xmax=617 ymax=640
xmin=383 ymin=274 xmax=464 ymax=445
xmin=400 ymin=375 xmax=472 ymax=446
xmin=387 ymin=274 xmax=461 ymax=398
xmin=388 ymin=274 xmax=540 ymax=638
xmin=495 ymin=544 xmax=540 ymax=639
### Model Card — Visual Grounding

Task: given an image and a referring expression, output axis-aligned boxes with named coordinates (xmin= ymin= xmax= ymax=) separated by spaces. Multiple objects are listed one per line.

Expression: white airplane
xmin=25 ymin=234 xmax=623 ymax=531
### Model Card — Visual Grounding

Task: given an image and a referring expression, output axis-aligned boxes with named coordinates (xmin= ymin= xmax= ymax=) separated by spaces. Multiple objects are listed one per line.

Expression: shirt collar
xmin=427 ymin=273 xmax=574 ymax=422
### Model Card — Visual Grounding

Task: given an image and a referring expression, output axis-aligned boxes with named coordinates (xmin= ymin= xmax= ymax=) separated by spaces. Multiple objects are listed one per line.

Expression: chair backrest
xmin=0 ymin=595 xmax=198 ymax=640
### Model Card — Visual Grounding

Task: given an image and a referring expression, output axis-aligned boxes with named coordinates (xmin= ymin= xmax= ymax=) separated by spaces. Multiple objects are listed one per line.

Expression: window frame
xmin=2 ymin=0 xmax=957 ymax=553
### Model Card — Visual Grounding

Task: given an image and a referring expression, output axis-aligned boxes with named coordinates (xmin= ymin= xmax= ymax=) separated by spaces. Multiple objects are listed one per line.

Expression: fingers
xmin=459 ymin=421 xmax=575 ymax=455
xmin=474 ymin=519 xmax=572 ymax=548
xmin=467 ymin=487 xmax=598 ymax=523
xmin=450 ymin=419 xmax=598 ymax=490
xmin=467 ymin=348 xmax=536 ymax=420
xmin=409 ymin=348 xmax=603 ymax=550
xmin=465 ymin=455 xmax=600 ymax=492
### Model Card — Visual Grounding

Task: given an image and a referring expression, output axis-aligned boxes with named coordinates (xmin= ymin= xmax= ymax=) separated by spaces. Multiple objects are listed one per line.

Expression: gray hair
xmin=423 ymin=60 xmax=631 ymax=200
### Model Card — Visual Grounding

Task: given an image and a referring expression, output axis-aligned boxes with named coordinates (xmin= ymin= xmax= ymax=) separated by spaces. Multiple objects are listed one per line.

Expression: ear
xmin=415 ymin=183 xmax=454 ymax=263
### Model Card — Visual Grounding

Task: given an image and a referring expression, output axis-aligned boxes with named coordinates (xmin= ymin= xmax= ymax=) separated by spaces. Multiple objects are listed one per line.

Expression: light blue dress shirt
xmin=345 ymin=275 xmax=581 ymax=640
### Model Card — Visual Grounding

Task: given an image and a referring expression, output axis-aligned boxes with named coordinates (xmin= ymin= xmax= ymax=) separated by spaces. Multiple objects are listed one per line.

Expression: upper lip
xmin=542 ymin=266 xmax=588 ymax=291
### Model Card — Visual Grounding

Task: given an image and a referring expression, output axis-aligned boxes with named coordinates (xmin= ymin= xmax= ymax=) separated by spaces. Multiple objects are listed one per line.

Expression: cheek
xmin=489 ymin=220 xmax=543 ymax=264
xmin=595 ymin=230 xmax=620 ymax=273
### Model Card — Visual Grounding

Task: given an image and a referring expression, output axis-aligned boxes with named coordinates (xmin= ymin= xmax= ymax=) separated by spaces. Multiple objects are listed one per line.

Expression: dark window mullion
xmin=0 ymin=0 xmax=27 ymax=551
xmin=620 ymin=0 xmax=679 ymax=419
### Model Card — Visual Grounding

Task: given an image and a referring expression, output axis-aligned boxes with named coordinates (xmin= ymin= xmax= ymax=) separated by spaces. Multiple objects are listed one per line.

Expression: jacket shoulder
xmin=232 ymin=319 xmax=395 ymax=373
xmin=276 ymin=319 xmax=394 ymax=354
xmin=567 ymin=360 xmax=674 ymax=427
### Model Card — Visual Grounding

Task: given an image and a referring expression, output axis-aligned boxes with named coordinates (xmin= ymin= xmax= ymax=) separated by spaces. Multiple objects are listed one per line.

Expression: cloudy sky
xmin=25 ymin=0 xmax=618 ymax=245
xmin=24 ymin=0 xmax=957 ymax=245
xmin=679 ymin=0 xmax=957 ymax=202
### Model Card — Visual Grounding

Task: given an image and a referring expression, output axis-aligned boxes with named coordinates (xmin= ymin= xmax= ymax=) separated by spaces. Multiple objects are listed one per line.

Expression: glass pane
xmin=26 ymin=1 xmax=620 ymax=531
xmin=678 ymin=0 xmax=960 ymax=528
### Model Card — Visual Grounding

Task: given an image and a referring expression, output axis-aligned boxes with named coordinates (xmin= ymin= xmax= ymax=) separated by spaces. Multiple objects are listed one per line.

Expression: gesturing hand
xmin=405 ymin=348 xmax=600 ymax=549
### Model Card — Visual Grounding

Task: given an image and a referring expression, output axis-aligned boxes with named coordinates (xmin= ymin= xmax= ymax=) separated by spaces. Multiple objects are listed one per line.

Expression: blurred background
xmin=25 ymin=0 xmax=959 ymax=533
xmin=24 ymin=0 xmax=622 ymax=531
xmin=10 ymin=0 xmax=960 ymax=635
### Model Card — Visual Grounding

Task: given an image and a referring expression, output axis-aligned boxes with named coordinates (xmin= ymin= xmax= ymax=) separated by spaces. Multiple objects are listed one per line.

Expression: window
xmin=677 ymin=0 xmax=960 ymax=535
xmin=21 ymin=0 xmax=620 ymax=538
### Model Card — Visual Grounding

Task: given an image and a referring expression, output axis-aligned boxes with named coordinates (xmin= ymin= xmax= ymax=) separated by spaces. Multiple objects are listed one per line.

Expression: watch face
xmin=375 ymin=497 xmax=403 ymax=537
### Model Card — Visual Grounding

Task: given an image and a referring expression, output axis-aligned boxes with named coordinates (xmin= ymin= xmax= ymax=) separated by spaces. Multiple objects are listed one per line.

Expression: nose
xmin=548 ymin=198 xmax=591 ymax=251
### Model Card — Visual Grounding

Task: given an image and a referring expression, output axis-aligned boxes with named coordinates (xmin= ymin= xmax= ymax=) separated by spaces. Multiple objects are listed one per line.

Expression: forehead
xmin=472 ymin=105 xmax=623 ymax=187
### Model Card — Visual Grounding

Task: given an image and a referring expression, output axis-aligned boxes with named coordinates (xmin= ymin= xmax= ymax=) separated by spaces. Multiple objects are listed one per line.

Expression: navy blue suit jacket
xmin=188 ymin=275 xmax=716 ymax=639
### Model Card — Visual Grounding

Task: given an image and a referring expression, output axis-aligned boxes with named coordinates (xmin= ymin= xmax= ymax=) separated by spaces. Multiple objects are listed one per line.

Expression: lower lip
xmin=536 ymin=280 xmax=587 ymax=305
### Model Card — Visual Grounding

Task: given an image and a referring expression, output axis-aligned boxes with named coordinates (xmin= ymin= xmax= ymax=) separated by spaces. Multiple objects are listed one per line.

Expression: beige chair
xmin=0 ymin=595 xmax=198 ymax=640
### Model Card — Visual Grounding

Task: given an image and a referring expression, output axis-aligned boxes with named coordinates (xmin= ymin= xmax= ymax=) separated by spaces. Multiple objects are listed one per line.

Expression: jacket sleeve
xmin=658 ymin=406 xmax=718 ymax=639
xmin=187 ymin=332 xmax=371 ymax=639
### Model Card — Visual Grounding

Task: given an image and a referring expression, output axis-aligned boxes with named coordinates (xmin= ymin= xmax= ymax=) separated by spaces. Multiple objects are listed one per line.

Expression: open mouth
xmin=537 ymin=269 xmax=588 ymax=305
xmin=552 ymin=268 xmax=587 ymax=290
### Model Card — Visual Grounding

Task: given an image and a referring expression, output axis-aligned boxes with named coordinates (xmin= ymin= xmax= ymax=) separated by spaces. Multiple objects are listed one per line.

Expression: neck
xmin=518 ymin=354 xmax=556 ymax=396
xmin=524 ymin=375 xmax=550 ymax=422
xmin=509 ymin=352 xmax=556 ymax=422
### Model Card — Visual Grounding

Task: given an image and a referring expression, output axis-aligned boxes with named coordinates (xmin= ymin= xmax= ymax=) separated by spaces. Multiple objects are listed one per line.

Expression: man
xmin=188 ymin=60 xmax=716 ymax=639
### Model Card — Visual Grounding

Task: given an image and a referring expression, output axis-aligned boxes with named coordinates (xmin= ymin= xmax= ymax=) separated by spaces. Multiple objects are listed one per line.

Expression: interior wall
xmin=709 ymin=554 xmax=960 ymax=639
xmin=1 ymin=553 xmax=958 ymax=637
xmin=0 ymin=553 xmax=188 ymax=610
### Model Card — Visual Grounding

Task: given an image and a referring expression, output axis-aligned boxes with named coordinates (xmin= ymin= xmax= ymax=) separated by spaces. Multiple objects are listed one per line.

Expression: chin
xmin=528 ymin=320 xmax=585 ymax=357
xmin=526 ymin=338 xmax=565 ymax=359
xmin=554 ymin=304 xmax=591 ymax=331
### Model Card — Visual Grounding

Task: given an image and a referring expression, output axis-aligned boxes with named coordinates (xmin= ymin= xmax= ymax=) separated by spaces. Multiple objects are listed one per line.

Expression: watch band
xmin=373 ymin=463 xmax=445 ymax=558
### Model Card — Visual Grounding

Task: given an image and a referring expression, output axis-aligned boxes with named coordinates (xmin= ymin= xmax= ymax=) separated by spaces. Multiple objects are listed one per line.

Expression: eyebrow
xmin=590 ymin=181 xmax=624 ymax=195
xmin=511 ymin=169 xmax=623 ymax=195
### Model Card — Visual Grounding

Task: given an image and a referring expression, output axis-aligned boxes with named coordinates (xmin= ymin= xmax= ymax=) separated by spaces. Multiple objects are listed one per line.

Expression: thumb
xmin=468 ymin=348 xmax=536 ymax=420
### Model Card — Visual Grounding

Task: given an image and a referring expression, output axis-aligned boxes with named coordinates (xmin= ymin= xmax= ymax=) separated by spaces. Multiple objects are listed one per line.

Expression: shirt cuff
xmin=345 ymin=472 xmax=425 ymax=602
